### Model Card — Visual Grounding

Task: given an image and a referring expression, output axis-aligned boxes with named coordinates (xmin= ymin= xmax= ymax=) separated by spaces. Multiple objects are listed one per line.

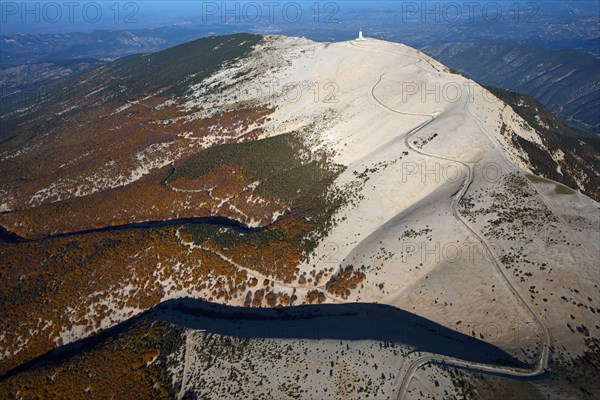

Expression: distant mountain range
xmin=1 ymin=30 xmax=178 ymax=66
xmin=423 ymin=42 xmax=600 ymax=134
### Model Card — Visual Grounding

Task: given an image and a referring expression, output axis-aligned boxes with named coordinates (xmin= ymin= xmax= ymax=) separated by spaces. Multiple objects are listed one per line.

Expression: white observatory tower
xmin=357 ymin=28 xmax=367 ymax=41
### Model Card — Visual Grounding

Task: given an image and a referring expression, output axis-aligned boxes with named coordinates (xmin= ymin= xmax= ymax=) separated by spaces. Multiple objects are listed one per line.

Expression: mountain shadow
xmin=1 ymin=298 xmax=529 ymax=381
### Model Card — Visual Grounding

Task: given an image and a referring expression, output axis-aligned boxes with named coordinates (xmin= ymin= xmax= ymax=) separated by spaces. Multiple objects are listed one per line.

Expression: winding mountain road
xmin=350 ymin=40 xmax=550 ymax=399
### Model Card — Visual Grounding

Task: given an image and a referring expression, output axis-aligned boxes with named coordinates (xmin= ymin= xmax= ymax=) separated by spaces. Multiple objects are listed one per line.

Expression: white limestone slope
xmin=222 ymin=36 xmax=599 ymax=365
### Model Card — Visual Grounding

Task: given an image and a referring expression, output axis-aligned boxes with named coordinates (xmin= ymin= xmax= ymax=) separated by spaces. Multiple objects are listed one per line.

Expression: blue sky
xmin=1 ymin=1 xmax=598 ymax=35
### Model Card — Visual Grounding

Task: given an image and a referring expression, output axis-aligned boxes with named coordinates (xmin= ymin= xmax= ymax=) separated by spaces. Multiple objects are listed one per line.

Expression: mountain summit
xmin=1 ymin=34 xmax=598 ymax=399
